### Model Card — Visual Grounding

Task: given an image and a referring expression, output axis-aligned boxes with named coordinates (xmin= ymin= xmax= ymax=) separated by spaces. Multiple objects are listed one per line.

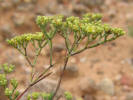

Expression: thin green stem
xmin=71 ymin=36 xmax=117 ymax=56
xmin=16 ymin=72 xmax=52 ymax=100
xmin=49 ymin=40 xmax=53 ymax=66
xmin=33 ymin=64 xmax=54 ymax=83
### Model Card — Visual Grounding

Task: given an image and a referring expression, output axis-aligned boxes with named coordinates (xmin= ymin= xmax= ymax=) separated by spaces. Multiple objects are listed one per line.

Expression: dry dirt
xmin=0 ymin=0 xmax=133 ymax=100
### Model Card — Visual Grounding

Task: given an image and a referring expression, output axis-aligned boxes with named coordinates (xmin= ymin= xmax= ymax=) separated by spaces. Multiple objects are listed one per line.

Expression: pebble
xmin=122 ymin=85 xmax=131 ymax=92
xmin=114 ymin=74 xmax=122 ymax=82
xmin=98 ymin=78 xmax=115 ymax=96
xmin=126 ymin=92 xmax=133 ymax=100
xmin=0 ymin=24 xmax=13 ymax=40
xmin=126 ymin=58 xmax=133 ymax=66
xmin=12 ymin=0 xmax=21 ymax=5
xmin=46 ymin=0 xmax=72 ymax=16
xmin=80 ymin=0 xmax=105 ymax=7
xmin=21 ymin=79 xmax=65 ymax=100
xmin=17 ymin=3 xmax=34 ymax=11
xmin=79 ymin=77 xmax=97 ymax=95
xmin=12 ymin=14 xmax=25 ymax=27
xmin=83 ymin=94 xmax=96 ymax=100
xmin=53 ymin=44 xmax=65 ymax=52
xmin=70 ymin=57 xmax=76 ymax=63
xmin=35 ymin=7 xmax=47 ymax=15
xmin=0 ymin=2 xmax=12 ymax=10
xmin=120 ymin=75 xmax=133 ymax=86
xmin=72 ymin=4 xmax=88 ymax=14
xmin=2 ymin=49 xmax=26 ymax=66
xmin=57 ymin=65 xmax=79 ymax=77
xmin=80 ymin=57 xmax=87 ymax=63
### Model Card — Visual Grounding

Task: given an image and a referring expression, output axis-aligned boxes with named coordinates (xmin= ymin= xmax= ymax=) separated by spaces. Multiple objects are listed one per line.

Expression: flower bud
xmin=32 ymin=92 xmax=40 ymax=100
xmin=42 ymin=93 xmax=53 ymax=100
xmin=65 ymin=92 xmax=73 ymax=100
xmin=3 ymin=64 xmax=15 ymax=73
xmin=103 ymin=24 xmax=111 ymax=32
xmin=5 ymin=88 xmax=12 ymax=97
xmin=27 ymin=94 xmax=32 ymax=100
xmin=0 ymin=74 xmax=7 ymax=86
xmin=14 ymin=91 xmax=20 ymax=98
xmin=11 ymin=79 xmax=18 ymax=88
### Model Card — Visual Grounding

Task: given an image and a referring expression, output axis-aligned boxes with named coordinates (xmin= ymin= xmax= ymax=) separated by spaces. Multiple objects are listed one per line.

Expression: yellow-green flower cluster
xmin=36 ymin=15 xmax=64 ymax=28
xmin=11 ymin=79 xmax=18 ymax=88
xmin=7 ymin=32 xmax=44 ymax=48
xmin=66 ymin=16 xmax=80 ymax=32
xmin=65 ymin=92 xmax=73 ymax=100
xmin=0 ymin=74 xmax=7 ymax=86
xmin=41 ymin=93 xmax=53 ymax=100
xmin=51 ymin=15 xmax=64 ymax=27
xmin=5 ymin=88 xmax=12 ymax=97
xmin=3 ymin=63 xmax=15 ymax=73
xmin=27 ymin=92 xmax=53 ymax=100
xmin=35 ymin=13 xmax=125 ymax=40
xmin=83 ymin=13 xmax=102 ymax=22
xmin=36 ymin=16 xmax=52 ymax=27
xmin=60 ymin=13 xmax=125 ymax=38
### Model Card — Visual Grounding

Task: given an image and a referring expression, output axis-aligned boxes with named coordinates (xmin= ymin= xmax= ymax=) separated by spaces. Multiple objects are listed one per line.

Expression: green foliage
xmin=11 ymin=79 xmax=18 ymax=89
xmin=65 ymin=92 xmax=73 ymax=100
xmin=1 ymin=13 xmax=125 ymax=100
xmin=27 ymin=92 xmax=53 ymax=100
xmin=7 ymin=32 xmax=45 ymax=49
xmin=0 ymin=74 xmax=7 ymax=86
xmin=0 ymin=63 xmax=19 ymax=100
xmin=41 ymin=92 xmax=53 ymax=100
xmin=5 ymin=88 xmax=13 ymax=97
xmin=3 ymin=63 xmax=15 ymax=73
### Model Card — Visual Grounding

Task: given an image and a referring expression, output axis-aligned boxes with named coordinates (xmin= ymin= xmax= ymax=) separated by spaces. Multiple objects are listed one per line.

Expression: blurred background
xmin=0 ymin=0 xmax=133 ymax=100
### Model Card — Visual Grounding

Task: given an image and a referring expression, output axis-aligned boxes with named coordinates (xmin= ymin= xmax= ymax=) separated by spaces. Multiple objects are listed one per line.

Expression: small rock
xmin=114 ymin=74 xmax=122 ymax=83
xmin=80 ymin=57 xmax=87 ymax=63
xmin=0 ymin=24 xmax=13 ymax=40
xmin=126 ymin=58 xmax=133 ymax=66
xmin=21 ymin=79 xmax=65 ymax=100
xmin=0 ymin=2 xmax=12 ymax=10
xmin=17 ymin=3 xmax=34 ymax=11
xmin=24 ymin=0 xmax=32 ymax=3
xmin=70 ymin=57 xmax=76 ymax=63
xmin=108 ymin=10 xmax=116 ymax=19
xmin=126 ymin=92 xmax=133 ymax=100
xmin=83 ymin=94 xmax=96 ymax=100
xmin=122 ymin=85 xmax=131 ymax=92
xmin=2 ymin=49 xmax=26 ymax=66
xmin=57 ymin=65 xmax=79 ymax=77
xmin=72 ymin=4 xmax=89 ymax=14
xmin=35 ymin=7 xmax=47 ymax=15
xmin=98 ymin=78 xmax=115 ymax=96
xmin=80 ymin=0 xmax=105 ymax=7
xmin=120 ymin=75 xmax=133 ymax=86
xmin=46 ymin=1 xmax=72 ymax=16
xmin=12 ymin=0 xmax=21 ymax=5
xmin=12 ymin=14 xmax=25 ymax=27
xmin=53 ymin=44 xmax=65 ymax=52
xmin=90 ymin=58 xmax=100 ymax=64
xmin=24 ymin=0 xmax=37 ymax=4
xmin=79 ymin=77 xmax=97 ymax=95
xmin=46 ymin=1 xmax=59 ymax=14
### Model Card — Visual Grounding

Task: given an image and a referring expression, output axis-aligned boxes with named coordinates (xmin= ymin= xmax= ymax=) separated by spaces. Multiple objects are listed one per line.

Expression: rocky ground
xmin=1 ymin=0 xmax=133 ymax=100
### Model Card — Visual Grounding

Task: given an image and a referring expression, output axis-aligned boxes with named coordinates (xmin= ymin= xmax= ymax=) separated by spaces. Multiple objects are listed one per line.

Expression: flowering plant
xmin=0 ymin=13 xmax=125 ymax=100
